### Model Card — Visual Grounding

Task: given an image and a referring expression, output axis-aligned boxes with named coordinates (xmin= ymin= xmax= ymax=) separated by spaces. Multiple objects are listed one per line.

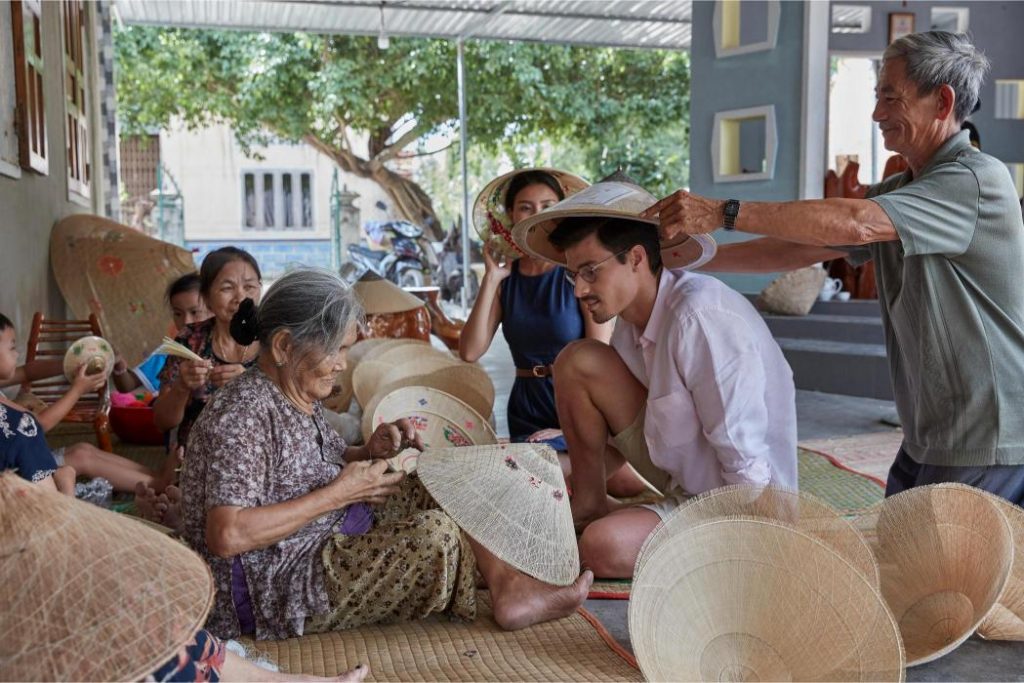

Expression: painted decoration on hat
xmin=62 ymin=335 xmax=116 ymax=382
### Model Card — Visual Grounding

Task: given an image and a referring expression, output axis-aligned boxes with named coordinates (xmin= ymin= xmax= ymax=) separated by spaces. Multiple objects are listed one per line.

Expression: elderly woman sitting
xmin=180 ymin=269 xmax=593 ymax=640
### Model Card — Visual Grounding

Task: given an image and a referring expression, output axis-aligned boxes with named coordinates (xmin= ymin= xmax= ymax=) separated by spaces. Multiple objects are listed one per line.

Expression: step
xmin=762 ymin=313 xmax=884 ymax=345
xmin=775 ymin=337 xmax=893 ymax=401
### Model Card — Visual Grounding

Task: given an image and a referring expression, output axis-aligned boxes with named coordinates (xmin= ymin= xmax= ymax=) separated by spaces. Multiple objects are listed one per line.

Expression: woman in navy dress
xmin=461 ymin=168 xmax=610 ymax=450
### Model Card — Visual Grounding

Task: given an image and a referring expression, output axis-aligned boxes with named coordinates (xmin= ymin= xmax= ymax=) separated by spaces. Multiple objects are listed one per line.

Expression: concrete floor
xmin=476 ymin=327 xmax=1024 ymax=681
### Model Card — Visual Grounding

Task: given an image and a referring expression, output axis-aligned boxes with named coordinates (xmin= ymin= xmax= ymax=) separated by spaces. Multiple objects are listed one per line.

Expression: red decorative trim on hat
xmin=98 ymin=255 xmax=125 ymax=276
xmin=487 ymin=211 xmax=525 ymax=255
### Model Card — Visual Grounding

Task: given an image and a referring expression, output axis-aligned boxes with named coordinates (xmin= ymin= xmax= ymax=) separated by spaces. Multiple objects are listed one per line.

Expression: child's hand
xmin=177 ymin=358 xmax=212 ymax=391
xmin=71 ymin=362 xmax=108 ymax=395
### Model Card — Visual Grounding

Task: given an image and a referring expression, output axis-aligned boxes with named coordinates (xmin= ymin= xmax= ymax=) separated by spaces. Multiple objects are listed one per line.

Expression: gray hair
xmin=883 ymin=31 xmax=990 ymax=123
xmin=255 ymin=268 xmax=363 ymax=357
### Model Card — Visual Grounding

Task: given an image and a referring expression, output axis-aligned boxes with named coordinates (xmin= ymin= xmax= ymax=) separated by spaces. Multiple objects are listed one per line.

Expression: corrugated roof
xmin=113 ymin=0 xmax=692 ymax=50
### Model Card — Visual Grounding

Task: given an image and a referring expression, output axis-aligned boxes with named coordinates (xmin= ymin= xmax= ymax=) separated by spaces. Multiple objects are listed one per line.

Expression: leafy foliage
xmin=115 ymin=27 xmax=691 ymax=227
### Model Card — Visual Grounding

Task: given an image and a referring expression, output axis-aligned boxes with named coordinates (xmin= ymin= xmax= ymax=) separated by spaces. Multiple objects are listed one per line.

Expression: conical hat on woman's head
xmin=353 ymin=272 xmax=425 ymax=314
xmin=629 ymin=517 xmax=904 ymax=682
xmin=50 ymin=215 xmax=197 ymax=367
xmin=473 ymin=167 xmax=590 ymax=262
xmin=365 ymin=386 xmax=496 ymax=470
xmin=417 ymin=443 xmax=579 ymax=586
xmin=512 ymin=170 xmax=717 ymax=270
xmin=853 ymin=483 xmax=1014 ymax=666
xmin=0 ymin=473 xmax=214 ymax=681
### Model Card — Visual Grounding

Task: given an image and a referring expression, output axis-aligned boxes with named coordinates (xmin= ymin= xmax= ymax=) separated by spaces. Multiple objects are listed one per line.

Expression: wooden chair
xmin=20 ymin=312 xmax=113 ymax=452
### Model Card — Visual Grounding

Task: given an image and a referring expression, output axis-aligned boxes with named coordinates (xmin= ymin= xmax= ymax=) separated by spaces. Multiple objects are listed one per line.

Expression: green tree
xmin=115 ymin=27 xmax=690 ymax=236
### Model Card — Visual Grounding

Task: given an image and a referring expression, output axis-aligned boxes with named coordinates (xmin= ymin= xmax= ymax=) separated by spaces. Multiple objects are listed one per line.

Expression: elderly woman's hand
xmin=367 ymin=418 xmax=424 ymax=459
xmin=330 ymin=460 xmax=405 ymax=506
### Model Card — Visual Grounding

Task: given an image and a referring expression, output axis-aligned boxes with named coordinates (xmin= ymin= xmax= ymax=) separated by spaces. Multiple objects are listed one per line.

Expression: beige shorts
xmin=610 ymin=408 xmax=691 ymax=520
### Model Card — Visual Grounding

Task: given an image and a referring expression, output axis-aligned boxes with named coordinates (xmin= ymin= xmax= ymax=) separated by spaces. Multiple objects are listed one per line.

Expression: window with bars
xmin=10 ymin=0 xmax=48 ymax=175
xmin=61 ymin=0 xmax=90 ymax=200
xmin=242 ymin=170 xmax=314 ymax=230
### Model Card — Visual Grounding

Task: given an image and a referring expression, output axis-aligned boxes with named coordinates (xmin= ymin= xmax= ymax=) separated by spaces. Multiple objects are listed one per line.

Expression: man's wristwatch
xmin=723 ymin=199 xmax=740 ymax=231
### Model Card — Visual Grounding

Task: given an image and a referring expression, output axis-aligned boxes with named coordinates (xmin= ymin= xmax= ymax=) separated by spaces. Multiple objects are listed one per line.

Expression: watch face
xmin=725 ymin=200 xmax=740 ymax=217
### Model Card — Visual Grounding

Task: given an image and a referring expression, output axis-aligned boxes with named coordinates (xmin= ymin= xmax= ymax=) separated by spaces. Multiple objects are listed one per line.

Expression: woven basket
xmin=756 ymin=266 xmax=827 ymax=316
xmin=853 ymin=483 xmax=1013 ymax=666
xmin=629 ymin=517 xmax=904 ymax=682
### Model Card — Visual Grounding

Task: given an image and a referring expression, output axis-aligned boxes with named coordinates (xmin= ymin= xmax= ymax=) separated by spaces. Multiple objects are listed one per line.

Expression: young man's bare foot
xmin=491 ymin=569 xmax=594 ymax=631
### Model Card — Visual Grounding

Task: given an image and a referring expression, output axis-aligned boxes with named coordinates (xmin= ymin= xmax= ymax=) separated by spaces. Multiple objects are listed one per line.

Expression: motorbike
xmin=346 ymin=220 xmax=435 ymax=289
xmin=432 ymin=221 xmax=480 ymax=306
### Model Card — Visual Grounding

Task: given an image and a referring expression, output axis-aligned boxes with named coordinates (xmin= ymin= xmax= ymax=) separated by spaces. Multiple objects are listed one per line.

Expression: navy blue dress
xmin=0 ymin=403 xmax=58 ymax=483
xmin=499 ymin=261 xmax=585 ymax=450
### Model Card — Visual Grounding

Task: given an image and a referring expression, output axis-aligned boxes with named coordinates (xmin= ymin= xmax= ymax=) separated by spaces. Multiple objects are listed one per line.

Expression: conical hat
xmin=853 ymin=483 xmax=1013 ymax=666
xmin=353 ymin=272 xmax=425 ymax=314
xmin=366 ymin=386 xmax=496 ymax=470
xmin=629 ymin=517 xmax=905 ymax=682
xmin=50 ymin=215 xmax=197 ymax=367
xmin=636 ymin=485 xmax=879 ymax=586
xmin=361 ymin=363 xmax=495 ymax=441
xmin=418 ymin=443 xmax=579 ymax=586
xmin=352 ymin=344 xmax=457 ymax=408
xmin=977 ymin=493 xmax=1024 ymax=640
xmin=325 ymin=338 xmax=427 ymax=413
xmin=0 ymin=472 xmax=214 ymax=681
xmin=512 ymin=170 xmax=717 ymax=270
xmin=473 ymin=167 xmax=589 ymax=261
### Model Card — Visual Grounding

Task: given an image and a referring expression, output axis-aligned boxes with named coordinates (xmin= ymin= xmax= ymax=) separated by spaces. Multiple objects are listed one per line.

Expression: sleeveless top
xmin=499 ymin=260 xmax=585 ymax=448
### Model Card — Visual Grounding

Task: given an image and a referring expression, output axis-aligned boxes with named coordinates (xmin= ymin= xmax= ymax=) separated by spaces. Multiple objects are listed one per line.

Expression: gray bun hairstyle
xmin=230 ymin=268 xmax=363 ymax=357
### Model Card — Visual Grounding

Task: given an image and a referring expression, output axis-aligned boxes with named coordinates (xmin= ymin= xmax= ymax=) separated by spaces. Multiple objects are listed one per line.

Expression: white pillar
xmin=457 ymin=37 xmax=472 ymax=314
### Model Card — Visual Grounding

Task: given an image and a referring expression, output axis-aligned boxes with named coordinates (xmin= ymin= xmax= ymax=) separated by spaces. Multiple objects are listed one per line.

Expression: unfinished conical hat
xmin=512 ymin=170 xmax=717 ymax=270
xmin=366 ymin=386 xmax=497 ymax=470
xmin=852 ymin=483 xmax=1013 ymax=666
xmin=636 ymin=485 xmax=879 ymax=586
xmin=357 ymin=337 xmax=427 ymax=363
xmin=418 ymin=443 xmax=579 ymax=585
xmin=0 ymin=472 xmax=214 ymax=681
xmin=324 ymin=338 xmax=402 ymax=414
xmin=473 ymin=167 xmax=590 ymax=261
xmin=353 ymin=272 xmax=425 ymax=314
xmin=629 ymin=517 xmax=905 ymax=682
xmin=361 ymin=363 xmax=494 ymax=442
xmin=970 ymin=493 xmax=1024 ymax=641
xmin=50 ymin=214 xmax=197 ymax=367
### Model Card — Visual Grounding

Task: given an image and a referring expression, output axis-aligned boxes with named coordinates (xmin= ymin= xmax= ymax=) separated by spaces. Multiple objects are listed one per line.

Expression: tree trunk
xmin=305 ymin=135 xmax=445 ymax=240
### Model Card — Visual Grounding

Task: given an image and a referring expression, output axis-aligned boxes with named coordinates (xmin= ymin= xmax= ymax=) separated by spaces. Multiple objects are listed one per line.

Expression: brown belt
xmin=516 ymin=364 xmax=554 ymax=378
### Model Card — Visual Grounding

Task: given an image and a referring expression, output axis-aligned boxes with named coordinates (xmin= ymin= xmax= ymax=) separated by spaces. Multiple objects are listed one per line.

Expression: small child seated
xmin=0 ymin=313 xmax=179 ymax=498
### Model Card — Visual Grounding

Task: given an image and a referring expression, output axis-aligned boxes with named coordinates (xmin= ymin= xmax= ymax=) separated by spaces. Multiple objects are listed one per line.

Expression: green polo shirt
xmin=849 ymin=131 xmax=1024 ymax=466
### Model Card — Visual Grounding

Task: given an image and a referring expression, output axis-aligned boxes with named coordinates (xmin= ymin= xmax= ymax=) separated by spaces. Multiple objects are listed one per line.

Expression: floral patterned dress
xmin=181 ymin=367 xmax=476 ymax=641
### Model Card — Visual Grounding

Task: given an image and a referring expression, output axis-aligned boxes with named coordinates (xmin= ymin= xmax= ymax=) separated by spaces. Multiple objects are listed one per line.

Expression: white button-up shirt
xmin=610 ymin=269 xmax=797 ymax=495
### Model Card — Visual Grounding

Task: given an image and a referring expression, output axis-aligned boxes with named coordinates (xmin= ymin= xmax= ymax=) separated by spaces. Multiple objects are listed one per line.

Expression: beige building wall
xmin=0 ymin=0 xmax=104 ymax=344
xmin=159 ymin=122 xmax=391 ymax=245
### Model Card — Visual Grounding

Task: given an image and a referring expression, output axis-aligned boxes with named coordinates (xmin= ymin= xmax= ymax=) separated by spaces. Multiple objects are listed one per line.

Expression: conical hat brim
xmin=418 ymin=443 xmax=579 ymax=585
xmin=473 ymin=167 xmax=589 ymax=261
xmin=976 ymin=493 xmax=1024 ymax=641
xmin=352 ymin=344 xmax=455 ymax=408
xmin=50 ymin=215 xmax=197 ymax=367
xmin=0 ymin=473 xmax=214 ymax=681
xmin=629 ymin=517 xmax=904 ymax=682
xmin=354 ymin=277 xmax=425 ymax=314
xmin=511 ymin=180 xmax=717 ymax=270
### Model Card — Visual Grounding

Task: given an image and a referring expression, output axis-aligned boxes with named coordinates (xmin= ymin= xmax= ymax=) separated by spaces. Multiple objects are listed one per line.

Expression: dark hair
xmin=199 ymin=247 xmax=261 ymax=297
xmin=0 ymin=313 xmax=12 ymax=331
xmin=166 ymin=272 xmax=201 ymax=302
xmin=961 ymin=120 xmax=980 ymax=148
xmin=548 ymin=216 xmax=662 ymax=274
xmin=504 ymin=171 xmax=565 ymax=215
xmin=230 ymin=268 xmax=362 ymax=359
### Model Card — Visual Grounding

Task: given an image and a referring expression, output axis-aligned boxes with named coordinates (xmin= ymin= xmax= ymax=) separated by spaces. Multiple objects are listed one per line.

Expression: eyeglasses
xmin=564 ymin=248 xmax=631 ymax=286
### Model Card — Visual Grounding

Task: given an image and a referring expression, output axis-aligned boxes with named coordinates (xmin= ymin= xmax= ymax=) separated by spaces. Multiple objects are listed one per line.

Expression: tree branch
xmin=375 ymin=124 xmax=426 ymax=164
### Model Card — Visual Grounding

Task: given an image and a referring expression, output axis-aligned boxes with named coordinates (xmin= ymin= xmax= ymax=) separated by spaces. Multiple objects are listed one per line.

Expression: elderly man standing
xmin=645 ymin=31 xmax=1024 ymax=503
